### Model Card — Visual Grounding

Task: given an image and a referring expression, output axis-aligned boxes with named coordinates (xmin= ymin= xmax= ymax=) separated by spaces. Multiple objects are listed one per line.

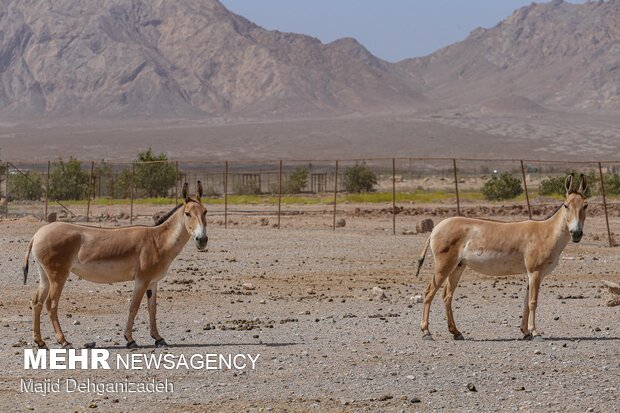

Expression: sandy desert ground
xmin=0 ymin=204 xmax=618 ymax=412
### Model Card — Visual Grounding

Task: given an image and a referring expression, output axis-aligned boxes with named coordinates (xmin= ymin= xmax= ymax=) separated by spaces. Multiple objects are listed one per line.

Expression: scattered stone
xmin=377 ymin=394 xmax=393 ymax=401
xmin=336 ymin=218 xmax=346 ymax=228
xmin=467 ymin=383 xmax=477 ymax=392
xmin=73 ymin=320 xmax=81 ymax=326
xmin=401 ymin=229 xmax=416 ymax=235
xmin=260 ymin=218 xmax=269 ymax=226
xmin=534 ymin=349 xmax=542 ymax=355
xmin=242 ymin=283 xmax=256 ymax=291
xmin=84 ymin=342 xmax=96 ymax=349
xmin=371 ymin=287 xmax=387 ymax=300
xmin=410 ymin=397 xmax=421 ymax=404
xmin=411 ymin=294 xmax=423 ymax=304
xmin=416 ymin=218 xmax=434 ymax=234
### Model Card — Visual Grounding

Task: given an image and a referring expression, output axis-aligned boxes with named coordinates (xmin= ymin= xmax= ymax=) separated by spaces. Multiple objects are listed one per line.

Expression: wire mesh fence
xmin=2 ymin=157 xmax=619 ymax=246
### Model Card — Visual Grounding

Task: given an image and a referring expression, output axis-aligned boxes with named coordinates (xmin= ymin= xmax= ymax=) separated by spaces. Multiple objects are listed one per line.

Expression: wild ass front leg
xmin=525 ymin=272 xmax=544 ymax=341
xmin=520 ymin=284 xmax=530 ymax=337
xmin=124 ymin=279 xmax=149 ymax=348
xmin=147 ymin=282 xmax=167 ymax=347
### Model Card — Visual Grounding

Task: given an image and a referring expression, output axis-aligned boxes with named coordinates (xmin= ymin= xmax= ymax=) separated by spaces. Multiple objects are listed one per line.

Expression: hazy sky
xmin=220 ymin=0 xmax=586 ymax=62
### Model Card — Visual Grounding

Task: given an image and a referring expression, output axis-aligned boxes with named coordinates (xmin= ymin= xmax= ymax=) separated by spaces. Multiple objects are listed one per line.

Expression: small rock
xmin=410 ymin=397 xmax=421 ymax=404
xmin=242 ymin=283 xmax=256 ymax=291
xmin=411 ymin=294 xmax=423 ymax=304
xmin=371 ymin=287 xmax=387 ymax=300
xmin=84 ymin=342 xmax=96 ymax=349
xmin=73 ymin=320 xmax=81 ymax=326
xmin=416 ymin=218 xmax=434 ymax=234
xmin=377 ymin=394 xmax=393 ymax=401
xmin=336 ymin=218 xmax=346 ymax=228
xmin=534 ymin=349 xmax=542 ymax=355
xmin=260 ymin=218 xmax=269 ymax=226
xmin=467 ymin=383 xmax=477 ymax=392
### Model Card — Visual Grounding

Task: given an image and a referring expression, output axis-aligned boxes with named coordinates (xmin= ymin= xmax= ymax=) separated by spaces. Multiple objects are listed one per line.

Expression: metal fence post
xmin=598 ymin=162 xmax=613 ymax=247
xmin=392 ymin=158 xmax=396 ymax=235
xmin=333 ymin=160 xmax=339 ymax=230
xmin=86 ymin=161 xmax=94 ymax=222
xmin=453 ymin=159 xmax=460 ymax=216
xmin=4 ymin=161 xmax=8 ymax=218
xmin=278 ymin=160 xmax=283 ymax=229
xmin=45 ymin=161 xmax=50 ymax=220
xmin=175 ymin=161 xmax=179 ymax=205
xmin=520 ymin=160 xmax=532 ymax=219
xmin=224 ymin=161 xmax=228 ymax=229
xmin=130 ymin=162 xmax=135 ymax=224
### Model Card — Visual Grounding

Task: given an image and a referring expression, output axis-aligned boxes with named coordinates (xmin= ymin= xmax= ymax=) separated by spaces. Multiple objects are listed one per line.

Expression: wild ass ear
xmin=578 ymin=174 xmax=587 ymax=195
xmin=182 ymin=182 xmax=189 ymax=202
xmin=197 ymin=180 xmax=203 ymax=202
xmin=565 ymin=174 xmax=574 ymax=195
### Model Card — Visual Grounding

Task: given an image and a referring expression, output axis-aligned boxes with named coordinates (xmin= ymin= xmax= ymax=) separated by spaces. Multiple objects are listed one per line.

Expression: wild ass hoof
xmin=532 ymin=335 xmax=545 ymax=342
xmin=155 ymin=338 xmax=168 ymax=347
xmin=422 ymin=332 xmax=434 ymax=341
xmin=36 ymin=342 xmax=48 ymax=350
xmin=126 ymin=340 xmax=138 ymax=349
xmin=522 ymin=333 xmax=533 ymax=341
xmin=453 ymin=333 xmax=465 ymax=341
xmin=62 ymin=342 xmax=74 ymax=349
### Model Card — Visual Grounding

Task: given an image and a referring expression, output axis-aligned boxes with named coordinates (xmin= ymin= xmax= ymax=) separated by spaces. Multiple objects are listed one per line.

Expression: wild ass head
xmin=182 ymin=181 xmax=208 ymax=250
xmin=563 ymin=174 xmax=588 ymax=243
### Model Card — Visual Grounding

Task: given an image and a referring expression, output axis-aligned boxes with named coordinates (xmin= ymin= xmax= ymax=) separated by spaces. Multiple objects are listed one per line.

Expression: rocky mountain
xmin=397 ymin=0 xmax=620 ymax=111
xmin=0 ymin=0 xmax=424 ymax=120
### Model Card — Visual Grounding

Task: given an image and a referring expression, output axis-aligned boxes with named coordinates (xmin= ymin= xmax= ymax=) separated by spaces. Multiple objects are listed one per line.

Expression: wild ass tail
xmin=23 ymin=238 xmax=33 ymax=285
xmin=415 ymin=235 xmax=431 ymax=277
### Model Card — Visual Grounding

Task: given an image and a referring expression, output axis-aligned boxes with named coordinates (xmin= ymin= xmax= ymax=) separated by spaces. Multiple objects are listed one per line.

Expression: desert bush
xmin=482 ymin=173 xmax=523 ymax=201
xmin=539 ymin=173 xmax=594 ymax=197
xmin=8 ymin=171 xmax=44 ymax=200
xmin=49 ymin=157 xmax=89 ymax=200
xmin=343 ymin=163 xmax=377 ymax=193
xmin=134 ymin=148 xmax=176 ymax=197
xmin=112 ymin=169 xmax=133 ymax=198
xmin=285 ymin=167 xmax=309 ymax=194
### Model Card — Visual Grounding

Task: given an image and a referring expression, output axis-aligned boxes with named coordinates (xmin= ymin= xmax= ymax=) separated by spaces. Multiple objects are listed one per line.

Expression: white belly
xmin=461 ymin=247 xmax=526 ymax=276
xmin=71 ymin=259 xmax=135 ymax=283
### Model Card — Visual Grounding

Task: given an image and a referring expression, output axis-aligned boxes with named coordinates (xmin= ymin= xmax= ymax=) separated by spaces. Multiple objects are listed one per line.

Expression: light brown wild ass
xmin=416 ymin=174 xmax=588 ymax=341
xmin=23 ymin=183 xmax=208 ymax=349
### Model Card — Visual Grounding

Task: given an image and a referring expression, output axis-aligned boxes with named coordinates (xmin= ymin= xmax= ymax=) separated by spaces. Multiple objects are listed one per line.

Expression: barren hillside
xmin=398 ymin=0 xmax=620 ymax=111
xmin=0 ymin=0 xmax=424 ymax=120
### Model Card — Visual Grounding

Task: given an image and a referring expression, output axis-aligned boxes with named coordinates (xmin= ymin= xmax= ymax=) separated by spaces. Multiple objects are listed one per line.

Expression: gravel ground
xmin=0 ymin=209 xmax=618 ymax=412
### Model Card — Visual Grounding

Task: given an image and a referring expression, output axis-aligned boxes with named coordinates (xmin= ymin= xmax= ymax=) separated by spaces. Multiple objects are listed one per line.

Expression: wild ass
xmin=23 ymin=182 xmax=208 ymax=349
xmin=416 ymin=174 xmax=588 ymax=341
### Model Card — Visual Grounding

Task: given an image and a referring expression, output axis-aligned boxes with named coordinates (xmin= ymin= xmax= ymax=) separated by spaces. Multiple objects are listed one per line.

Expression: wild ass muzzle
xmin=416 ymin=174 xmax=588 ymax=341
xmin=23 ymin=182 xmax=208 ymax=349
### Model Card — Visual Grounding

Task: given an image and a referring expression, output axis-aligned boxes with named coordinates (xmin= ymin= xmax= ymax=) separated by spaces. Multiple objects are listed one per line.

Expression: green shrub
xmin=134 ymin=148 xmax=176 ymax=197
xmin=343 ymin=163 xmax=377 ymax=193
xmin=49 ymin=157 xmax=89 ymax=200
xmin=539 ymin=173 xmax=593 ymax=197
xmin=112 ymin=169 xmax=133 ymax=198
xmin=285 ymin=167 xmax=309 ymax=194
xmin=482 ymin=173 xmax=523 ymax=201
xmin=8 ymin=171 xmax=44 ymax=200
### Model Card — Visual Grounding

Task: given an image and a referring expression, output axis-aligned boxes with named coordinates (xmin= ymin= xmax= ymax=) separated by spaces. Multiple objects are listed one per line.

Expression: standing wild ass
xmin=23 ymin=183 xmax=208 ymax=349
xmin=416 ymin=174 xmax=588 ymax=341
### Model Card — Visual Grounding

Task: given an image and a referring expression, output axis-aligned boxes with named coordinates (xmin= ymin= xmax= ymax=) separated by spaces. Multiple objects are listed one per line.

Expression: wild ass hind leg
xmin=147 ymin=282 xmax=167 ymax=347
xmin=443 ymin=264 xmax=466 ymax=340
xmin=420 ymin=255 xmax=458 ymax=341
xmin=524 ymin=271 xmax=544 ymax=341
xmin=46 ymin=271 xmax=72 ymax=348
xmin=124 ymin=279 xmax=150 ymax=348
xmin=31 ymin=264 xmax=50 ymax=349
